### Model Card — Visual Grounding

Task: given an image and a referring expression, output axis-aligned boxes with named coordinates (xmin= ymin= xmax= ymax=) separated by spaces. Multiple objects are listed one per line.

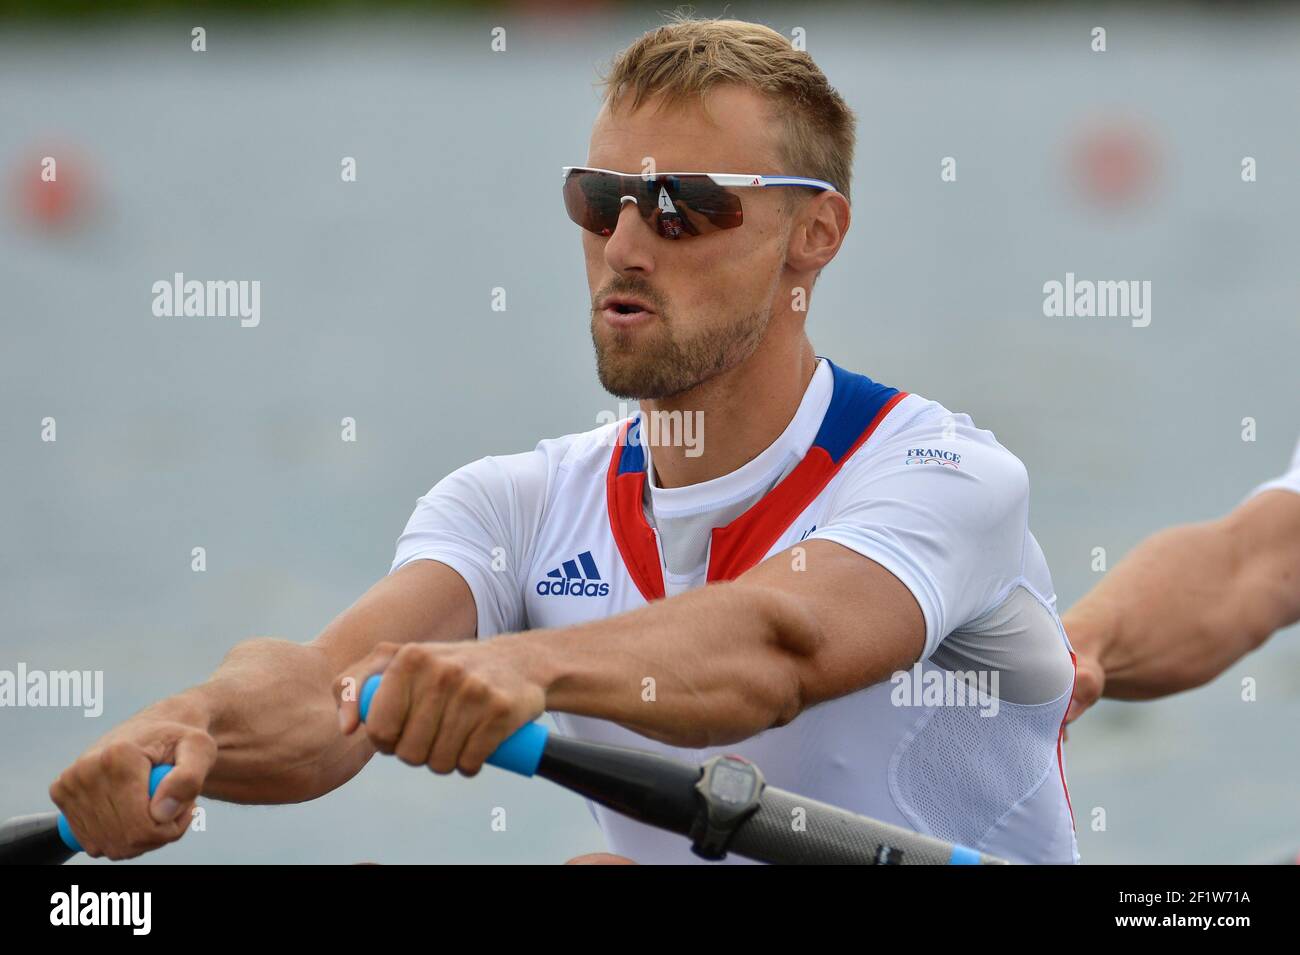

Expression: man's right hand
xmin=49 ymin=699 xmax=217 ymax=860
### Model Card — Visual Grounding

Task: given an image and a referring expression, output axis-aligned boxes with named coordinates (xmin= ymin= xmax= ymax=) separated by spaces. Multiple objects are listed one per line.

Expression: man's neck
xmin=639 ymin=335 xmax=819 ymax=489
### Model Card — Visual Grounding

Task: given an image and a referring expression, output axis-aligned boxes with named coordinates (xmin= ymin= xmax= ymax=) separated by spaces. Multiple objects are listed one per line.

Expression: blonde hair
xmin=599 ymin=14 xmax=856 ymax=204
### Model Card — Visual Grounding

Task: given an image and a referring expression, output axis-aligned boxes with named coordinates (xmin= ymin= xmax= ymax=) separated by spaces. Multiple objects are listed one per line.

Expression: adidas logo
xmin=536 ymin=550 xmax=611 ymax=598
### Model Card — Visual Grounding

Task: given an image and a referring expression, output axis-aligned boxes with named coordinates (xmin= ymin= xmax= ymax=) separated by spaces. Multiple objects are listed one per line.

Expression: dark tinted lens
xmin=563 ymin=170 xmax=745 ymax=239
xmin=563 ymin=169 xmax=628 ymax=236
xmin=664 ymin=177 xmax=744 ymax=234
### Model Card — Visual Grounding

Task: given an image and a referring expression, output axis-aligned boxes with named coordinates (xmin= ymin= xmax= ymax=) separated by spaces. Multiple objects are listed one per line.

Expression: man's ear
xmin=786 ymin=191 xmax=850 ymax=274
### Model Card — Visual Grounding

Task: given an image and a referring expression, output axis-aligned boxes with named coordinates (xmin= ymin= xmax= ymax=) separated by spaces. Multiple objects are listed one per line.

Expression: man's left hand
xmin=336 ymin=638 xmax=546 ymax=775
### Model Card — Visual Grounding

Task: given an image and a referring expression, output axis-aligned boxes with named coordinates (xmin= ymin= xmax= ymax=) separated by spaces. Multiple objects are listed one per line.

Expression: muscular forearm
xmin=138 ymin=560 xmax=478 ymax=804
xmin=521 ymin=579 xmax=820 ymax=748
xmin=51 ymin=636 xmax=373 ymax=861
xmin=173 ymin=638 xmax=373 ymax=804
xmin=1065 ymin=492 xmax=1300 ymax=700
xmin=49 ymin=560 xmax=481 ymax=859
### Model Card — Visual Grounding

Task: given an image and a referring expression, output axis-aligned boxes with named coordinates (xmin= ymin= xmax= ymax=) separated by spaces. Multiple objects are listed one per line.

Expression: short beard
xmin=591 ymin=306 xmax=770 ymax=400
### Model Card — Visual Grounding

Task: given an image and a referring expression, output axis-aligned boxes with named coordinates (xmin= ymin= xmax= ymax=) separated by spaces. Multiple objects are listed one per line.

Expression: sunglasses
xmin=562 ymin=166 xmax=838 ymax=240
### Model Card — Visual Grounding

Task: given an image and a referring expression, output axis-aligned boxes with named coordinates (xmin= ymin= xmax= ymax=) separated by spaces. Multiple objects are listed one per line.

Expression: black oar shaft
xmin=537 ymin=735 xmax=701 ymax=837
xmin=0 ymin=812 xmax=77 ymax=866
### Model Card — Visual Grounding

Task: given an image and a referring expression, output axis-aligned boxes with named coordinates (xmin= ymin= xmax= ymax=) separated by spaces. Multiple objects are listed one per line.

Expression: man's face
xmin=582 ymin=86 xmax=796 ymax=400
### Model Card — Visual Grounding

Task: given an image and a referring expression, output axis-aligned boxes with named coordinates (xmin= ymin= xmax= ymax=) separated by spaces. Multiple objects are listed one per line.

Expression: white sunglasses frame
xmin=561 ymin=165 xmax=839 ymax=193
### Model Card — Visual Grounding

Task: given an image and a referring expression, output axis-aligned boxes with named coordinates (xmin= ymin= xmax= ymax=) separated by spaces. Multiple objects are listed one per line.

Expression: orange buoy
xmin=1068 ymin=119 xmax=1159 ymax=207
xmin=11 ymin=144 xmax=95 ymax=229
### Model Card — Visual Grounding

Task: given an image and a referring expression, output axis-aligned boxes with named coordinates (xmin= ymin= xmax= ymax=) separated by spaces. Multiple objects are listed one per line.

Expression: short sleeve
xmin=391 ymin=449 xmax=553 ymax=639
xmin=807 ymin=415 xmax=1031 ymax=661
xmin=1249 ymin=437 xmax=1300 ymax=499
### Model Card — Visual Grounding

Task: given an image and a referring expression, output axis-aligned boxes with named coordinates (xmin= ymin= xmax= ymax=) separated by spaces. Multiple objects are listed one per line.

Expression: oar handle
xmin=56 ymin=764 xmax=174 ymax=853
xmin=358 ymin=674 xmax=549 ymax=777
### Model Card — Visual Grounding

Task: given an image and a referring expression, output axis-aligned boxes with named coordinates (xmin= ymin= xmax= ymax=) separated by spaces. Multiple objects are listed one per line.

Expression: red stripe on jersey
xmin=706 ymin=390 xmax=908 ymax=581
xmin=605 ymin=420 xmax=666 ymax=602
xmin=1057 ymin=649 xmax=1078 ymax=830
xmin=605 ymin=382 xmax=908 ymax=600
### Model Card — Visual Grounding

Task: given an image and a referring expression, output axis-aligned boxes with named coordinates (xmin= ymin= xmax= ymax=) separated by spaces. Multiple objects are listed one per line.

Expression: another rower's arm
xmin=1064 ymin=489 xmax=1300 ymax=716
xmin=153 ymin=560 xmax=478 ymax=804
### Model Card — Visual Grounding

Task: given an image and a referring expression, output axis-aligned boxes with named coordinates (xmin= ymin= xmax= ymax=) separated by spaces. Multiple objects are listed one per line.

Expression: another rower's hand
xmin=1062 ymin=605 xmax=1109 ymax=723
xmin=49 ymin=698 xmax=215 ymax=860
xmin=1066 ymin=650 xmax=1105 ymax=724
xmin=335 ymin=637 xmax=545 ymax=776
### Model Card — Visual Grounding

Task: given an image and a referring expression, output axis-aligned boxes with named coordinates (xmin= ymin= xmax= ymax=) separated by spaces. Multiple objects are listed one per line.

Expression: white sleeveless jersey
xmin=392 ymin=360 xmax=1079 ymax=864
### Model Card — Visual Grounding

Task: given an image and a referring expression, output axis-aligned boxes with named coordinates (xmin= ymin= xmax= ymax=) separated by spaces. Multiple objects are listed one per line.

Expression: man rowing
xmin=1065 ymin=437 xmax=1300 ymax=719
xmin=50 ymin=16 xmax=1078 ymax=864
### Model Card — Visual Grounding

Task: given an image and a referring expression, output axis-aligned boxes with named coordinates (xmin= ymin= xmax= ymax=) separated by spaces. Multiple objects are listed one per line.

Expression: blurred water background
xmin=1 ymin=1 xmax=1297 ymax=864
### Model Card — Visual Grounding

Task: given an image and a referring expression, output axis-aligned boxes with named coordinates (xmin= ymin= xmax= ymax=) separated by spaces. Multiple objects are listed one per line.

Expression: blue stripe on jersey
xmin=813 ymin=360 xmax=900 ymax=464
xmin=618 ymin=417 xmax=647 ymax=475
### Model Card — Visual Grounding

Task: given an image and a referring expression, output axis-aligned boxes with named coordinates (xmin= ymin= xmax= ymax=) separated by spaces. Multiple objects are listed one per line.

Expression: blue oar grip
xmin=358 ymin=673 xmax=548 ymax=777
xmin=487 ymin=722 xmax=549 ymax=777
xmin=947 ymin=844 xmax=982 ymax=865
xmin=57 ymin=764 xmax=175 ymax=853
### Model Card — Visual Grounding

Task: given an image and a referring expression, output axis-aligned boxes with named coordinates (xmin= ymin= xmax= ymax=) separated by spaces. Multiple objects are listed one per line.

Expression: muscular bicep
xmin=739 ymin=539 xmax=926 ymax=705
xmin=311 ymin=560 xmax=478 ymax=675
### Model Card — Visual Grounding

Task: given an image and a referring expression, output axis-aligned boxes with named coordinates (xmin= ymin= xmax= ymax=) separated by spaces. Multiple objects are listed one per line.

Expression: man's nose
xmin=603 ymin=199 xmax=656 ymax=272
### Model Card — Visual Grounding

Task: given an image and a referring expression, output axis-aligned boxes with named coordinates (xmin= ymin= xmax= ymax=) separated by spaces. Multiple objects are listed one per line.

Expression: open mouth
xmin=600 ymin=297 xmax=656 ymax=323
